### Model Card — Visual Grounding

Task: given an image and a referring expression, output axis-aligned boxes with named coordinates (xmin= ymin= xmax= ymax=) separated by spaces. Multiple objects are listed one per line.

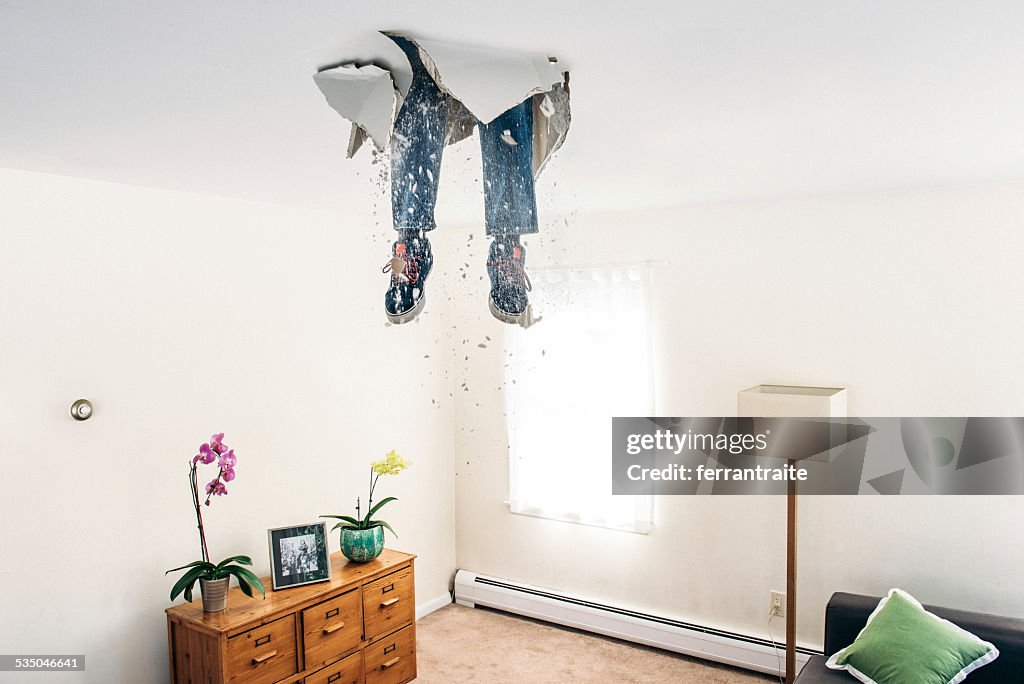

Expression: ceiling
xmin=3 ymin=1 xmax=1024 ymax=223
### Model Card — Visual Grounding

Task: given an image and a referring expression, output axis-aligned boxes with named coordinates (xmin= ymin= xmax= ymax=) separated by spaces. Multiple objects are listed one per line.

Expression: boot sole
xmin=387 ymin=293 xmax=426 ymax=325
xmin=489 ymin=295 xmax=528 ymax=326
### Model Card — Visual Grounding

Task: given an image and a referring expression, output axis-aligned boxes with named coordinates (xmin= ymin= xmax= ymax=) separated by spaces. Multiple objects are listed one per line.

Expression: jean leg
xmin=479 ymin=99 xmax=538 ymax=236
xmin=390 ymin=36 xmax=447 ymax=232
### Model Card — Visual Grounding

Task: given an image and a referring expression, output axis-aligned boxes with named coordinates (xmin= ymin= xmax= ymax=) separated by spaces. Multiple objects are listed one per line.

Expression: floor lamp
xmin=738 ymin=385 xmax=847 ymax=684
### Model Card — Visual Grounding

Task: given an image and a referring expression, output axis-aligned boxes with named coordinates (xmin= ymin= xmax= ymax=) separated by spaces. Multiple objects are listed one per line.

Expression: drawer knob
xmin=323 ymin=621 xmax=346 ymax=634
xmin=381 ymin=597 xmax=400 ymax=608
xmin=382 ymin=656 xmax=401 ymax=669
xmin=252 ymin=650 xmax=278 ymax=665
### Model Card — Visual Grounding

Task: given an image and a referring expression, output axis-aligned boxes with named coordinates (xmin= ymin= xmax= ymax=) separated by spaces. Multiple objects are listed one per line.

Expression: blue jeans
xmin=390 ymin=36 xmax=538 ymax=237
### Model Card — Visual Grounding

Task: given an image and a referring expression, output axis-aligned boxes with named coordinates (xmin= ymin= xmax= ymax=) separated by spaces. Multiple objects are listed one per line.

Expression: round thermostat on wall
xmin=70 ymin=399 xmax=93 ymax=421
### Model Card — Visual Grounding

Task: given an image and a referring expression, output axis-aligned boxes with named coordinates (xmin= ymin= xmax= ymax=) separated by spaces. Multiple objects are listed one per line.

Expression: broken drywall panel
xmin=308 ymin=31 xmax=414 ymax=95
xmin=313 ymin=63 xmax=398 ymax=152
xmin=406 ymin=35 xmax=566 ymax=125
xmin=313 ymin=31 xmax=571 ymax=175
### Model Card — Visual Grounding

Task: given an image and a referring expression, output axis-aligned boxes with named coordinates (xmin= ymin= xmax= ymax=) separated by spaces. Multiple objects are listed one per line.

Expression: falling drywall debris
xmin=539 ymin=94 xmax=555 ymax=118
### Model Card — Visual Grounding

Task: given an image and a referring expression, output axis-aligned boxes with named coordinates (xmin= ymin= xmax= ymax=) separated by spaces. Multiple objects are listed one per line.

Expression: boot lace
xmin=382 ymin=245 xmax=421 ymax=286
xmin=487 ymin=250 xmax=532 ymax=292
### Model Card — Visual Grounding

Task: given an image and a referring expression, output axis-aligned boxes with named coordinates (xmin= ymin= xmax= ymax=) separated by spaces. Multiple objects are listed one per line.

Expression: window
xmin=505 ymin=264 xmax=654 ymax=533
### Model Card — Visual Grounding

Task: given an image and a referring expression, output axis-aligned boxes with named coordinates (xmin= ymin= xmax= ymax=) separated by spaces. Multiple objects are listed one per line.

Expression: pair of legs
xmin=383 ymin=36 xmax=537 ymax=326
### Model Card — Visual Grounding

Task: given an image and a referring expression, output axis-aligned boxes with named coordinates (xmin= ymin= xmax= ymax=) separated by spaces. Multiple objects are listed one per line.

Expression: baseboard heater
xmin=454 ymin=569 xmax=818 ymax=677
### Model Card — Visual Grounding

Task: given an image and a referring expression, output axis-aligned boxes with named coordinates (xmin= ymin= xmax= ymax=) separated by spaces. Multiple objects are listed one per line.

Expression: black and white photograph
xmin=280 ymin=534 xmax=319 ymax=576
xmin=267 ymin=522 xmax=330 ymax=590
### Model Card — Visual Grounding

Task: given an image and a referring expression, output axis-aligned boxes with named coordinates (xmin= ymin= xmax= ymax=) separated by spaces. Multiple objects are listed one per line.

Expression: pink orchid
xmin=205 ymin=479 xmax=228 ymax=497
xmin=210 ymin=433 xmax=227 ymax=454
xmin=196 ymin=443 xmax=216 ymax=464
xmin=218 ymin=449 xmax=236 ymax=470
xmin=186 ymin=432 xmax=239 ymax=561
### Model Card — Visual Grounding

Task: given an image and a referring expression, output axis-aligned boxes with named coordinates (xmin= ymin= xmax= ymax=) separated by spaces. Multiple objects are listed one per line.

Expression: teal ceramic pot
xmin=341 ymin=526 xmax=385 ymax=563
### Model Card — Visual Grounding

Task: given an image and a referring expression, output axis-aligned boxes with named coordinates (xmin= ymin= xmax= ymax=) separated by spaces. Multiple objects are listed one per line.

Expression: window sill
xmin=503 ymin=501 xmax=651 ymax=535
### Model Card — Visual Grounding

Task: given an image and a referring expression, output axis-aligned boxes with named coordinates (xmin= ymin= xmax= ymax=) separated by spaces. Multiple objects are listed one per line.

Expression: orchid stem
xmin=190 ymin=464 xmax=210 ymax=564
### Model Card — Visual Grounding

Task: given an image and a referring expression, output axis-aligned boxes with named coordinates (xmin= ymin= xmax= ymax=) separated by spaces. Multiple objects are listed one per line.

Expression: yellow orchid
xmin=321 ymin=450 xmax=411 ymax=552
xmin=371 ymin=449 xmax=411 ymax=477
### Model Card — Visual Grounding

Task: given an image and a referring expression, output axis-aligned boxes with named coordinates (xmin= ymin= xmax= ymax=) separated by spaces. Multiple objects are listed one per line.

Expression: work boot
xmin=383 ymin=233 xmax=432 ymax=324
xmin=486 ymin=237 xmax=532 ymax=326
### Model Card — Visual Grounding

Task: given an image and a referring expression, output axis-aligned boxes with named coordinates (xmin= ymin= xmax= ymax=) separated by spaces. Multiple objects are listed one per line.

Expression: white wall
xmin=4 ymin=165 xmax=1023 ymax=680
xmin=454 ymin=179 xmax=1024 ymax=649
xmin=0 ymin=169 xmax=457 ymax=683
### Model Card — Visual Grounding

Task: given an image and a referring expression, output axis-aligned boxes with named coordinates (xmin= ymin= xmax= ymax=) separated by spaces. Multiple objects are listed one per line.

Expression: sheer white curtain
xmin=505 ymin=264 xmax=654 ymax=533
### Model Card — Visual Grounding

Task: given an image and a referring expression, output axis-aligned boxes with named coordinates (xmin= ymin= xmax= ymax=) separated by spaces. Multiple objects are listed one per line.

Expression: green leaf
xmin=215 ymin=555 xmax=252 ymax=570
xmin=225 ymin=565 xmax=266 ymax=597
xmin=234 ymin=576 xmax=253 ymax=598
xmin=330 ymin=522 xmax=360 ymax=532
xmin=369 ymin=520 xmax=398 ymax=538
xmin=363 ymin=497 xmax=397 ymax=525
xmin=321 ymin=514 xmax=361 ymax=526
xmin=169 ymin=566 xmax=209 ymax=602
xmin=165 ymin=560 xmax=215 ymax=575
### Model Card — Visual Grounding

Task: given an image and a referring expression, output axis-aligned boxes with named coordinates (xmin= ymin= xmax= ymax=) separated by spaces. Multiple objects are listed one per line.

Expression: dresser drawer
xmin=364 ymin=624 xmax=415 ymax=684
xmin=302 ymin=588 xmax=362 ymax=670
xmin=305 ymin=650 xmax=362 ymax=684
xmin=362 ymin=567 xmax=414 ymax=640
xmin=226 ymin=614 xmax=298 ymax=684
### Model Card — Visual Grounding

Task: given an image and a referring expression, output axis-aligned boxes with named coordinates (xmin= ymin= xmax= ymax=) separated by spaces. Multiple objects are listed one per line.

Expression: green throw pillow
xmin=825 ymin=588 xmax=999 ymax=684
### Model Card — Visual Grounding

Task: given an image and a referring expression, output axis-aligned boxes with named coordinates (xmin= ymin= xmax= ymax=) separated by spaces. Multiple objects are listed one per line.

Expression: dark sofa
xmin=796 ymin=592 xmax=1024 ymax=683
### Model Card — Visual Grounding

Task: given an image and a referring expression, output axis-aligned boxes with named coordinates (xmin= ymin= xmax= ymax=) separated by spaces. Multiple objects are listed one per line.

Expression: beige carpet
xmin=415 ymin=604 xmax=775 ymax=683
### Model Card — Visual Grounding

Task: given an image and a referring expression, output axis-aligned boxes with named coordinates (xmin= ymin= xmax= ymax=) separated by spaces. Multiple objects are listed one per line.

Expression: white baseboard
xmin=454 ymin=569 xmax=813 ymax=678
xmin=416 ymin=592 xmax=453 ymax=620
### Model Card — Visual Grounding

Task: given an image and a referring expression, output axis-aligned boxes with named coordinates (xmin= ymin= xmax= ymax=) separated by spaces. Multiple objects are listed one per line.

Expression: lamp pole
xmin=786 ymin=461 xmax=797 ymax=684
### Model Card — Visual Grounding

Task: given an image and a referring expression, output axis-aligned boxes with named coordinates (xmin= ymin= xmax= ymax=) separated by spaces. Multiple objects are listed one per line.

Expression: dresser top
xmin=166 ymin=548 xmax=415 ymax=634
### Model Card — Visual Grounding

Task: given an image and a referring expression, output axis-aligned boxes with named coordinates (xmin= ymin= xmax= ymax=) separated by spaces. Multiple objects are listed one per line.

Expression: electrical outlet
xmin=770 ymin=590 xmax=785 ymax=617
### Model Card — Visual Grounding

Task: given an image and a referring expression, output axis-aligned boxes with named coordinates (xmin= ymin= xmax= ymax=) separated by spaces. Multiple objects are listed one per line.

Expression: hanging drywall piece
xmin=312 ymin=31 xmax=571 ymax=176
xmin=408 ymin=35 xmax=565 ymax=124
xmin=313 ymin=64 xmax=398 ymax=155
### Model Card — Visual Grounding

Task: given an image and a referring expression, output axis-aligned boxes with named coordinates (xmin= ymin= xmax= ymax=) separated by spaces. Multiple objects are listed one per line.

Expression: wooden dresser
xmin=166 ymin=549 xmax=417 ymax=684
